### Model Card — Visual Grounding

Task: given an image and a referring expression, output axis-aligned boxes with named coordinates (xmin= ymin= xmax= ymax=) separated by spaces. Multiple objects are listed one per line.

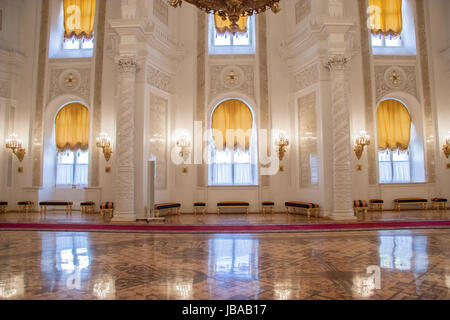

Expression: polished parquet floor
xmin=0 ymin=228 xmax=448 ymax=300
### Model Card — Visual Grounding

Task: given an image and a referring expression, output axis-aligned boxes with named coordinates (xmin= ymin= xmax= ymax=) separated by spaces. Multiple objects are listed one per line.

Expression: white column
xmin=113 ymin=57 xmax=137 ymax=221
xmin=326 ymin=55 xmax=354 ymax=220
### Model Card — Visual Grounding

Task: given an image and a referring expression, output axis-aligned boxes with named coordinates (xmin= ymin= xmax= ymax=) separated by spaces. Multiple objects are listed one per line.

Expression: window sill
xmin=379 ymin=182 xmax=427 ymax=186
xmin=208 ymin=185 xmax=259 ymax=188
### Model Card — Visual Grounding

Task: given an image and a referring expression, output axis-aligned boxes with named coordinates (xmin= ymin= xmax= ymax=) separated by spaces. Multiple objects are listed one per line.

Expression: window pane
xmin=378 ymin=150 xmax=392 ymax=183
xmin=58 ymin=151 xmax=75 ymax=164
xmin=81 ymin=38 xmax=94 ymax=49
xmin=385 ymin=35 xmax=402 ymax=47
xmin=74 ymin=164 xmax=89 ymax=185
xmin=56 ymin=164 xmax=74 ymax=185
xmin=214 ymin=33 xmax=231 ymax=46
xmin=371 ymin=34 xmax=383 ymax=47
xmin=63 ymin=38 xmax=80 ymax=50
xmin=76 ymin=150 xmax=89 ymax=164
xmin=233 ymin=33 xmax=249 ymax=46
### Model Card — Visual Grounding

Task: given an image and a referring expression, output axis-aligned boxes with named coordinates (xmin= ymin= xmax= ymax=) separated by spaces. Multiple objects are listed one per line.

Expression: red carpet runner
xmin=0 ymin=220 xmax=449 ymax=233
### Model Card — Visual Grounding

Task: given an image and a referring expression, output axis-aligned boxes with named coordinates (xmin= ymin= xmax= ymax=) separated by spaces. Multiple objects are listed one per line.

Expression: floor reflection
xmin=378 ymin=231 xmax=428 ymax=273
xmin=0 ymin=274 xmax=24 ymax=299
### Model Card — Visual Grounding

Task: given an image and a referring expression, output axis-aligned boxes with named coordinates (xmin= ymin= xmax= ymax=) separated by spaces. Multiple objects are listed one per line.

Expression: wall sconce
xmin=176 ymin=136 xmax=191 ymax=173
xmin=443 ymin=132 xmax=450 ymax=159
xmin=354 ymin=130 xmax=370 ymax=160
xmin=275 ymin=132 xmax=289 ymax=172
xmin=5 ymin=133 xmax=26 ymax=171
xmin=96 ymin=132 xmax=113 ymax=162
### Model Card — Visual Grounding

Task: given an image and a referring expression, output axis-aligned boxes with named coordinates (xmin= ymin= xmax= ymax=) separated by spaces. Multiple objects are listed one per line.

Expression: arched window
xmin=55 ymin=103 xmax=90 ymax=186
xmin=208 ymin=13 xmax=256 ymax=55
xmin=208 ymin=99 xmax=258 ymax=186
xmin=62 ymin=0 xmax=96 ymax=50
xmin=376 ymin=99 xmax=425 ymax=183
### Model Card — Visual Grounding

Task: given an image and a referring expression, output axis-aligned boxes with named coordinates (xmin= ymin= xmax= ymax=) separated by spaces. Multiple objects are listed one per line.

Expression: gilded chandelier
xmin=168 ymin=0 xmax=281 ymax=34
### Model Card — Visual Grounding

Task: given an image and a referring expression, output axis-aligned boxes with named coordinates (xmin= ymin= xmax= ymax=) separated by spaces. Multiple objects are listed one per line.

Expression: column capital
xmin=116 ymin=56 xmax=138 ymax=74
xmin=325 ymin=55 xmax=350 ymax=71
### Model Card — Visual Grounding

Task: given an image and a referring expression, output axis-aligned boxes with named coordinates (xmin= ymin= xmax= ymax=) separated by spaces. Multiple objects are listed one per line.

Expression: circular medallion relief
xmin=58 ymin=69 xmax=82 ymax=92
xmin=384 ymin=66 xmax=407 ymax=90
xmin=220 ymin=66 xmax=244 ymax=89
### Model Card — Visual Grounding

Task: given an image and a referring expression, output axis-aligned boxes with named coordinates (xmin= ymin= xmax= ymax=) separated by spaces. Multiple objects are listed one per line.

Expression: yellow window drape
xmin=368 ymin=0 xmax=403 ymax=37
xmin=63 ymin=0 xmax=96 ymax=40
xmin=377 ymin=99 xmax=411 ymax=151
xmin=55 ymin=103 xmax=90 ymax=153
xmin=214 ymin=13 xmax=248 ymax=35
xmin=211 ymin=99 xmax=253 ymax=151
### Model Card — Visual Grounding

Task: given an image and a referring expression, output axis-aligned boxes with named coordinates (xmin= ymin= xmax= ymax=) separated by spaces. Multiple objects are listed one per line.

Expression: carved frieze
xmin=294 ymin=64 xmax=318 ymax=91
xmin=210 ymin=65 xmax=254 ymax=100
xmin=375 ymin=65 xmax=417 ymax=101
xmin=147 ymin=65 xmax=173 ymax=93
xmin=48 ymin=68 xmax=91 ymax=102
xmin=149 ymin=94 xmax=168 ymax=190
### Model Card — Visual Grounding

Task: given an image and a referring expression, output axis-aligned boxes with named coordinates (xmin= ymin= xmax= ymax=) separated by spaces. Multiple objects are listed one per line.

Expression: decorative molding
xmin=374 ymin=65 xmax=418 ymax=102
xmin=416 ymin=0 xmax=436 ymax=183
xmin=149 ymin=94 xmax=168 ymax=190
xmin=32 ymin=0 xmax=50 ymax=187
xmin=90 ymin=0 xmax=107 ymax=187
xmin=210 ymin=65 xmax=254 ymax=100
xmin=295 ymin=0 xmax=311 ymax=25
xmin=258 ymin=13 xmax=271 ymax=187
xmin=357 ymin=0 xmax=376 ymax=185
xmin=0 ymin=79 xmax=11 ymax=99
xmin=294 ymin=64 xmax=318 ymax=91
xmin=146 ymin=64 xmax=173 ymax=93
xmin=196 ymin=12 xmax=206 ymax=188
xmin=298 ymin=92 xmax=319 ymax=188
xmin=117 ymin=57 xmax=138 ymax=74
xmin=325 ymin=55 xmax=349 ymax=71
xmin=153 ymin=0 xmax=169 ymax=26
xmin=48 ymin=68 xmax=91 ymax=102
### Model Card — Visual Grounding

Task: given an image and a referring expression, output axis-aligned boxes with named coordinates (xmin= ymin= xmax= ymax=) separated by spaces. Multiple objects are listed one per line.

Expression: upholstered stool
xmin=0 ymin=201 xmax=8 ymax=213
xmin=100 ymin=202 xmax=114 ymax=219
xmin=81 ymin=201 xmax=95 ymax=214
xmin=353 ymin=200 xmax=368 ymax=216
xmin=431 ymin=198 xmax=447 ymax=210
xmin=262 ymin=201 xmax=275 ymax=215
xmin=18 ymin=201 xmax=34 ymax=214
xmin=285 ymin=202 xmax=319 ymax=218
xmin=369 ymin=199 xmax=384 ymax=211
xmin=39 ymin=201 xmax=73 ymax=215
xmin=154 ymin=203 xmax=181 ymax=217
xmin=194 ymin=202 xmax=206 ymax=216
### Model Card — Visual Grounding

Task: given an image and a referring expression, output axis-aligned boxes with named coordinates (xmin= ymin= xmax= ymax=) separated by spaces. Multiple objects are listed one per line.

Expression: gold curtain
xmin=377 ymin=99 xmax=411 ymax=151
xmin=55 ymin=103 xmax=90 ymax=152
xmin=368 ymin=0 xmax=403 ymax=37
xmin=211 ymin=99 xmax=253 ymax=151
xmin=214 ymin=13 xmax=248 ymax=35
xmin=63 ymin=0 xmax=96 ymax=39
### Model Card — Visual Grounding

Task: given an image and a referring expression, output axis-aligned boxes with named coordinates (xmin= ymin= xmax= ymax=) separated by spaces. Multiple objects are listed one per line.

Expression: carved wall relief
xmin=375 ymin=65 xmax=418 ymax=101
xmin=48 ymin=68 xmax=91 ymax=102
xmin=298 ymin=92 xmax=319 ymax=188
xmin=149 ymin=94 xmax=168 ymax=190
xmin=294 ymin=64 xmax=319 ymax=91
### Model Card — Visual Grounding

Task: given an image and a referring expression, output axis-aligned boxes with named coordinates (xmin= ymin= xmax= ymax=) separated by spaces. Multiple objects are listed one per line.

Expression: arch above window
xmin=377 ymin=99 xmax=411 ymax=151
xmin=55 ymin=103 xmax=90 ymax=152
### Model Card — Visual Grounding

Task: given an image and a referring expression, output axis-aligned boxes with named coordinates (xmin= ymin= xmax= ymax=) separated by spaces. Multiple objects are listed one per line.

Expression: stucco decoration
xmin=294 ymin=64 xmax=319 ymax=91
xmin=149 ymin=94 xmax=168 ymax=190
xmin=0 ymin=80 xmax=11 ymax=99
xmin=375 ymin=65 xmax=417 ymax=102
xmin=298 ymin=92 xmax=319 ymax=188
xmin=210 ymin=65 xmax=254 ymax=100
xmin=146 ymin=65 xmax=173 ymax=93
xmin=49 ymin=68 xmax=91 ymax=102
xmin=153 ymin=0 xmax=169 ymax=26
xmin=295 ymin=0 xmax=311 ymax=25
